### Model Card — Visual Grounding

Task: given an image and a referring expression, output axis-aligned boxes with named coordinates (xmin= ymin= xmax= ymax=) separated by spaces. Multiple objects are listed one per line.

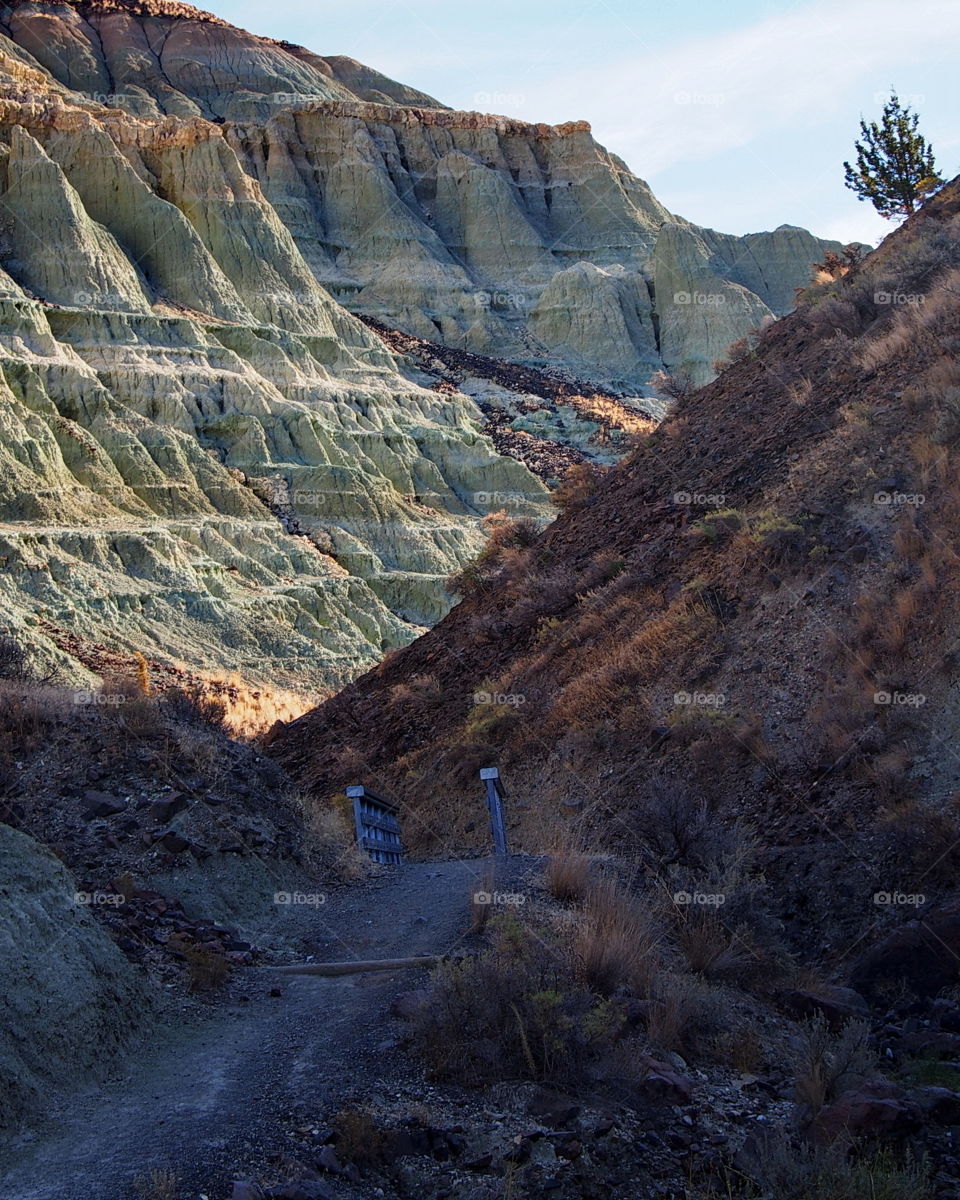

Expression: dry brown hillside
xmin=272 ymin=178 xmax=960 ymax=962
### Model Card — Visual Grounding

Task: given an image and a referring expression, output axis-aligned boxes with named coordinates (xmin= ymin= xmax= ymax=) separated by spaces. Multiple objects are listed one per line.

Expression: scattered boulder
xmin=810 ymin=1081 xmax=907 ymax=1144
xmin=777 ymin=986 xmax=871 ymax=1029
xmin=149 ymin=793 xmax=190 ymax=823
xmin=266 ymin=1183 xmax=337 ymax=1200
xmin=159 ymin=831 xmax=191 ymax=854
xmin=636 ymin=1055 xmax=694 ymax=1106
xmin=851 ymin=900 xmax=960 ymax=1001
xmin=81 ymin=790 xmax=128 ymax=818
xmin=526 ymin=1088 xmax=581 ymax=1128
xmin=232 ymin=1184 xmax=264 ymax=1200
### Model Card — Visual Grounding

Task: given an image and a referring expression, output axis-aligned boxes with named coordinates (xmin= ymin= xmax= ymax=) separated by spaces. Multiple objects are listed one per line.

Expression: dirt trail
xmin=0 ymin=858 xmax=519 ymax=1200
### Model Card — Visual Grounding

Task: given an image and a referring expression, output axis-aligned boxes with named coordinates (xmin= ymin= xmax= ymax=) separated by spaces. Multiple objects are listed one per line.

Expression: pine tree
xmin=844 ymin=91 xmax=942 ymax=220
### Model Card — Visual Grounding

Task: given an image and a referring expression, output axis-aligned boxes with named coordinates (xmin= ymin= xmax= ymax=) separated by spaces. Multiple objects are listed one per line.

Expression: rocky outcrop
xmin=653 ymin=223 xmax=775 ymax=383
xmin=0 ymin=0 xmax=854 ymax=689
xmin=0 ymin=57 xmax=548 ymax=690
xmin=0 ymin=0 xmax=850 ymax=393
xmin=0 ymin=821 xmax=149 ymax=1128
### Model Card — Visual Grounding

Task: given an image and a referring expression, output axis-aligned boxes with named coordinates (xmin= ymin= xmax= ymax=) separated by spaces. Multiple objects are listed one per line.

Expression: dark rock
xmin=503 ymin=1139 xmax=533 ymax=1164
xmin=81 ymin=790 xmax=127 ymax=818
xmin=778 ymin=986 xmax=870 ymax=1029
xmin=811 ymin=1081 xmax=907 ymax=1144
xmin=266 ymin=1183 xmax=337 ymax=1200
xmin=527 ymin=1087 xmax=581 ymax=1128
xmin=466 ymin=1153 xmax=493 ymax=1171
xmin=901 ymin=1031 xmax=960 ymax=1055
xmin=907 ymin=1086 xmax=960 ymax=1124
xmin=385 ymin=1129 xmax=432 ymax=1159
xmin=160 ymin=831 xmax=191 ymax=854
xmin=557 ymin=1137 xmax=583 ymax=1160
xmin=232 ymin=1183 xmax=264 ymax=1200
xmin=149 ymin=792 xmax=189 ymax=823
xmin=851 ymin=901 xmax=960 ymax=1001
xmin=314 ymin=1146 xmax=341 ymax=1173
xmin=637 ymin=1056 xmax=694 ymax=1105
xmin=445 ymin=1131 xmax=466 ymax=1154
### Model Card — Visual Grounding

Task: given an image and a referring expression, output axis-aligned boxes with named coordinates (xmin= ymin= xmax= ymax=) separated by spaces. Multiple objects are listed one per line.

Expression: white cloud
xmin=519 ymin=0 xmax=960 ymax=175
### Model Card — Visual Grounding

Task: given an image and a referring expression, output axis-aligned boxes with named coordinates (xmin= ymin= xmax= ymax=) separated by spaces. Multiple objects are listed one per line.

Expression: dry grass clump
xmin=569 ymin=393 xmax=656 ymax=437
xmin=649 ymin=367 xmax=696 ymax=404
xmin=544 ymin=852 xmax=593 ymax=903
xmin=548 ymin=592 xmax=716 ymax=733
xmin=406 ymin=915 xmax=626 ymax=1085
xmin=552 ymin=462 xmax=610 ymax=512
xmin=574 ymin=875 xmax=659 ymax=995
xmin=132 ymin=1167 xmax=180 ymax=1200
xmin=672 ymin=909 xmax=757 ymax=981
xmin=181 ymin=947 xmax=231 ymax=992
xmin=792 ymin=1013 xmax=875 ymax=1117
xmin=643 ymin=972 xmax=722 ymax=1057
xmin=300 ymin=795 xmax=369 ymax=881
xmin=718 ymin=1139 xmax=934 ymax=1200
xmin=191 ymin=672 xmax=314 ymax=738
xmin=330 ymin=1107 xmax=388 ymax=1166
xmin=446 ymin=511 xmax=541 ymax=597
xmin=469 ymin=863 xmax=496 ymax=933
xmin=690 ymin=508 xmax=745 ymax=545
xmin=542 ymin=823 xmax=594 ymax=902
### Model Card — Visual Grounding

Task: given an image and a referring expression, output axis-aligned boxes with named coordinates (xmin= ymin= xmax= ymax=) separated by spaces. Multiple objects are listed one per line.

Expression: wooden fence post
xmin=480 ymin=767 xmax=508 ymax=857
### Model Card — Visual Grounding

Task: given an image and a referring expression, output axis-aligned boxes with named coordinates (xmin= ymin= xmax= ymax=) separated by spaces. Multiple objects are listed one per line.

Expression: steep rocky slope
xmin=274 ymin=180 xmax=960 ymax=970
xmin=0 ymin=820 xmax=151 ymax=1128
xmin=0 ymin=0 xmax=847 ymax=694
xmin=0 ymin=0 xmax=847 ymax=392
xmin=0 ymin=32 xmax=548 ymax=690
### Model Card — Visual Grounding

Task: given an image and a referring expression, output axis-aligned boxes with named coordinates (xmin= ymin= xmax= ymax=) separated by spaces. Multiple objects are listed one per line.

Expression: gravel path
xmin=0 ymin=857 xmax=521 ymax=1200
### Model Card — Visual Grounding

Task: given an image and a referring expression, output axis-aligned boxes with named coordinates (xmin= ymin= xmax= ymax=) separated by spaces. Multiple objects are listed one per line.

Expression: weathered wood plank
xmin=265 ymin=956 xmax=442 ymax=977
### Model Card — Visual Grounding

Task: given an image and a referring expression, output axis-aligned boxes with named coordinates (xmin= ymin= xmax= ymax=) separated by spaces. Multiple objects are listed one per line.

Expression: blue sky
xmin=217 ymin=0 xmax=959 ymax=246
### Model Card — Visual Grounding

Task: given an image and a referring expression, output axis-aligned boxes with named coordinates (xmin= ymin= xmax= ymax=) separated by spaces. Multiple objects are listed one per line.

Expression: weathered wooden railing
xmin=346 ymin=785 xmax=404 ymax=864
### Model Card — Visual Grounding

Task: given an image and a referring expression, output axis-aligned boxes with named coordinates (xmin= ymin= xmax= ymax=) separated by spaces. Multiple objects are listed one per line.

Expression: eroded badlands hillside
xmin=0 ymin=0 xmax=844 ymax=693
xmin=275 ymin=180 xmax=960 ymax=896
